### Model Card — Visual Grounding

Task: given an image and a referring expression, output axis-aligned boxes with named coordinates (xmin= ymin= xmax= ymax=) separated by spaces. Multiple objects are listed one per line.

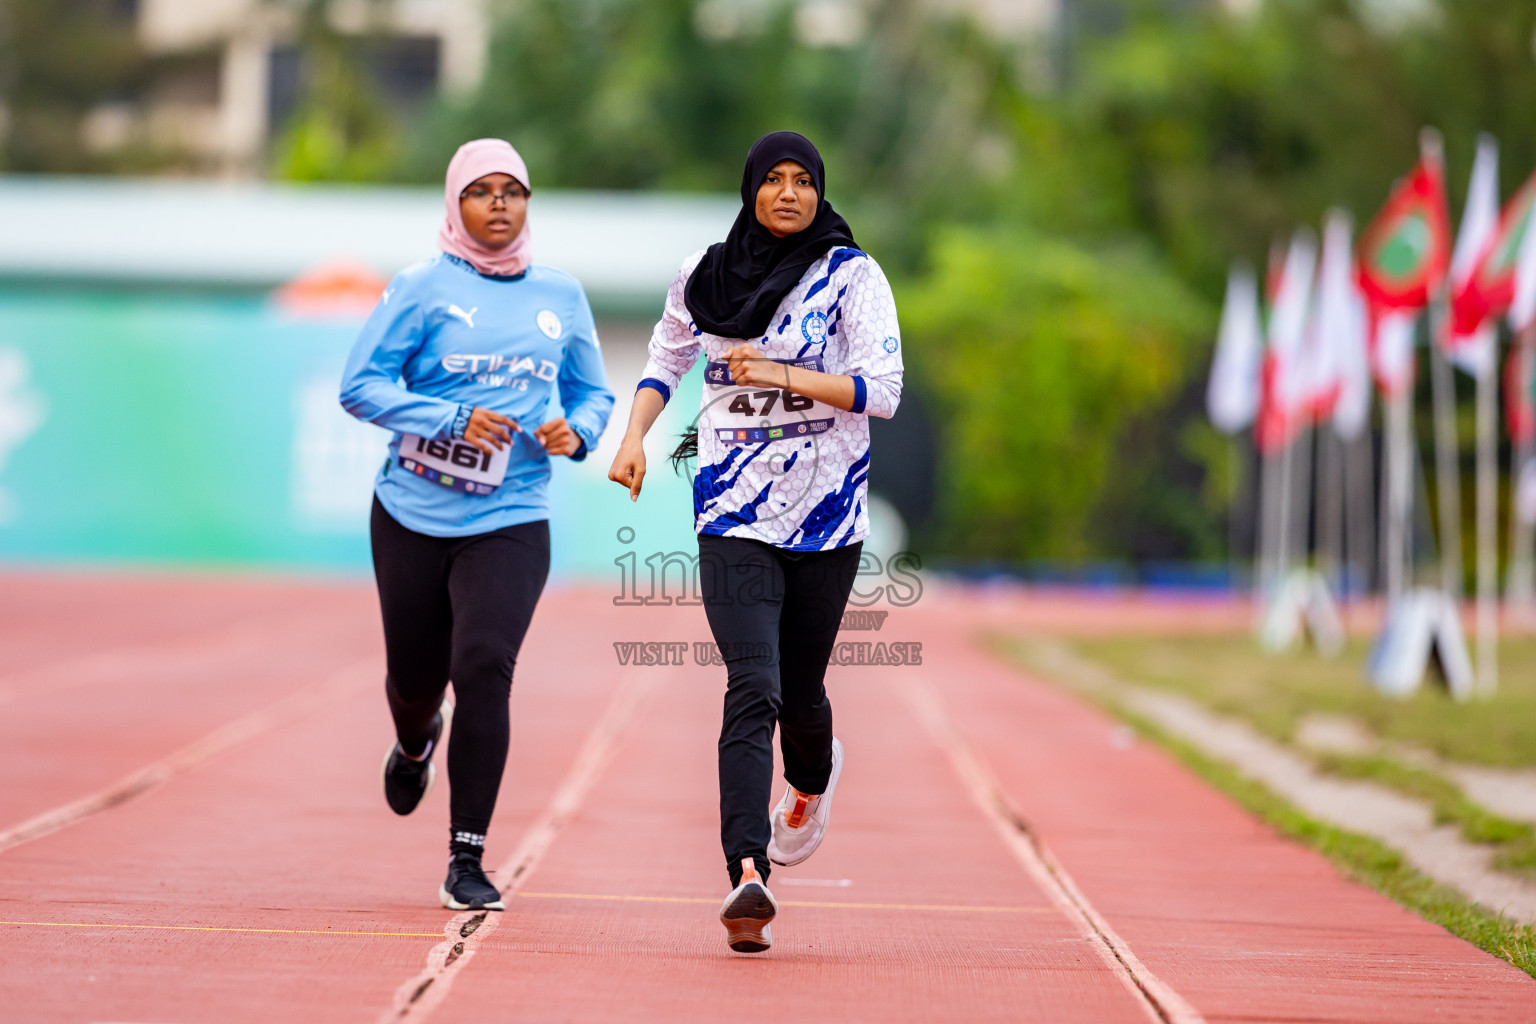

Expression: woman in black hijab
xmin=683 ymin=131 xmax=858 ymax=339
xmin=609 ymin=131 xmax=905 ymax=953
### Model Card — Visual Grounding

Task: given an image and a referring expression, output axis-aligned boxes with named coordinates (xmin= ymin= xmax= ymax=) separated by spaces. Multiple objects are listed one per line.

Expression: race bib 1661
xmin=398 ymin=434 xmax=510 ymax=496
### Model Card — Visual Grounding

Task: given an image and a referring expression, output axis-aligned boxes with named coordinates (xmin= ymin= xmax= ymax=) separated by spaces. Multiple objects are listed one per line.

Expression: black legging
xmin=698 ymin=534 xmax=862 ymax=887
xmin=370 ymin=498 xmax=550 ymax=846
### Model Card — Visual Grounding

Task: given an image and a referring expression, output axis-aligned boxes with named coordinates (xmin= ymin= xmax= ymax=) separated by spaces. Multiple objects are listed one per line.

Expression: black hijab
xmin=683 ymin=131 xmax=858 ymax=339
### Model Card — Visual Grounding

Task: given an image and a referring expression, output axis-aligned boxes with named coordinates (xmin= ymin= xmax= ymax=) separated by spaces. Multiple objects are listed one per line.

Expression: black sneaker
xmin=381 ymin=705 xmax=447 ymax=816
xmin=439 ymin=851 xmax=505 ymax=911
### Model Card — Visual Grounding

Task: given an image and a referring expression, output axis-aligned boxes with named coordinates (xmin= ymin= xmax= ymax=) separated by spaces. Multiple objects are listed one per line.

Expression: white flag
xmin=1445 ymin=133 xmax=1499 ymax=376
xmin=1270 ymin=229 xmax=1319 ymax=421
xmin=1514 ymin=206 xmax=1536 ymax=334
xmin=1207 ymin=263 xmax=1263 ymax=434
xmin=1312 ymin=211 xmax=1372 ymax=439
xmin=1372 ymin=310 xmax=1418 ymax=394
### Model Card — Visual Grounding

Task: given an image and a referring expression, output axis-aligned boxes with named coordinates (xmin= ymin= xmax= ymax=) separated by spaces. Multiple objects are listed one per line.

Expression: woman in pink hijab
xmin=341 ymin=139 xmax=614 ymax=912
xmin=438 ymin=138 xmax=535 ymax=277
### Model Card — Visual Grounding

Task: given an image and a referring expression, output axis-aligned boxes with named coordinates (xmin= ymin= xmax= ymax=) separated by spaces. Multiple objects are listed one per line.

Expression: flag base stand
xmin=1367 ymin=589 xmax=1474 ymax=700
xmin=1258 ymin=568 xmax=1344 ymax=656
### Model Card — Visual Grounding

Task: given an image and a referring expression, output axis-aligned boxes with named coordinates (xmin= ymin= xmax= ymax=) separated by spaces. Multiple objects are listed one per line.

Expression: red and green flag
xmin=1451 ymin=170 xmax=1536 ymax=339
xmin=1357 ymin=153 xmax=1451 ymax=313
xmin=1357 ymin=145 xmax=1451 ymax=394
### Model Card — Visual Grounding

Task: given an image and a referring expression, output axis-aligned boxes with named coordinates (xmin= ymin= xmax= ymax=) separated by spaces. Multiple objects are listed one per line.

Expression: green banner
xmin=0 ymin=287 xmax=701 ymax=578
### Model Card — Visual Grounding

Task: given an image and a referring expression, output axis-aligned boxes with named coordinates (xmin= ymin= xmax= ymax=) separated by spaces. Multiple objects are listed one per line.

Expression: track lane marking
xmin=0 ymin=893 xmax=1053 ymax=943
xmin=512 ymin=891 xmax=1055 ymax=913
xmin=379 ymin=665 xmax=663 ymax=1023
xmin=0 ymin=660 xmax=376 ymax=854
xmin=900 ymin=673 xmax=1207 ymax=1024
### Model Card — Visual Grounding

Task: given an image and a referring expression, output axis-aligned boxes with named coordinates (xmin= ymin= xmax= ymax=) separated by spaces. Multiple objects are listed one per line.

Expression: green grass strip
xmin=1315 ymin=753 xmax=1536 ymax=871
xmin=1092 ymin=697 xmax=1536 ymax=978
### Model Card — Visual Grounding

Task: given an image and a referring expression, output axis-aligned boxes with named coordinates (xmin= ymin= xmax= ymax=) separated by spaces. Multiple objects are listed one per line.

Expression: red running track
xmin=0 ymin=572 xmax=1531 ymax=1022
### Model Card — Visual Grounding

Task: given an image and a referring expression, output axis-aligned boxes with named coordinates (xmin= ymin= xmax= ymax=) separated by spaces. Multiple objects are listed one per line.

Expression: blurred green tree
xmin=1038 ymin=0 xmax=1536 ymax=293
xmin=405 ymin=0 xmax=1014 ymax=263
xmin=9 ymin=0 xmax=1515 ymax=566
xmin=900 ymin=227 xmax=1210 ymax=560
xmin=272 ymin=0 xmax=402 ymax=181
xmin=404 ymin=0 xmax=1233 ymax=563
xmin=0 ymin=0 xmax=148 ymax=172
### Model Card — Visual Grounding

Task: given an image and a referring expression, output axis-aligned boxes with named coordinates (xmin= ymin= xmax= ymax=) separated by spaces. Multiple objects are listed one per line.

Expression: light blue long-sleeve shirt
xmin=340 ymin=253 xmax=614 ymax=537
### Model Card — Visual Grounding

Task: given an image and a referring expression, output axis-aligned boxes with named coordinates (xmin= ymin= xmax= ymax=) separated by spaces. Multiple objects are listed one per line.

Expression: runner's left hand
xmin=725 ymin=343 xmax=788 ymax=389
xmin=534 ymin=417 xmax=582 ymax=457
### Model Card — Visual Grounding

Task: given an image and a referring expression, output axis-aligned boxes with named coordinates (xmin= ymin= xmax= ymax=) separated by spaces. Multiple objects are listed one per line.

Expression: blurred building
xmin=697 ymin=0 xmax=1060 ymax=45
xmin=937 ymin=0 xmax=1057 ymax=36
xmin=61 ymin=0 xmax=1260 ymax=175
xmin=704 ymin=0 xmax=1255 ymax=53
xmin=123 ymin=0 xmax=487 ymax=175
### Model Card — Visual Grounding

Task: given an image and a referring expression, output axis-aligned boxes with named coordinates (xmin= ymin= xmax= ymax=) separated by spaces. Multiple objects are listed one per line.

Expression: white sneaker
xmin=719 ymin=858 xmax=777 ymax=953
xmin=767 ymin=737 xmax=843 ymax=867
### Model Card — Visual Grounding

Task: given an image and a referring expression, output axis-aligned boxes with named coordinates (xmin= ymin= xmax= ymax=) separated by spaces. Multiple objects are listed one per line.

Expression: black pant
xmin=698 ymin=534 xmax=862 ymax=887
xmin=370 ymin=498 xmax=550 ymax=843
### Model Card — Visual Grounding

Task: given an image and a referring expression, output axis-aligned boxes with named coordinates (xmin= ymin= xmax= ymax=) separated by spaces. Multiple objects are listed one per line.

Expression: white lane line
xmin=377 ymin=665 xmax=663 ymax=1024
xmin=899 ymin=674 xmax=1206 ymax=1024
xmin=0 ymin=660 xmax=376 ymax=854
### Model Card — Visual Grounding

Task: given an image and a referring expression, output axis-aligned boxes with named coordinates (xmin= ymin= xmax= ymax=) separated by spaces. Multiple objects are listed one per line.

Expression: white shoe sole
xmin=719 ymin=881 xmax=776 ymax=952
xmin=767 ymin=737 xmax=843 ymax=866
xmin=439 ymin=883 xmax=505 ymax=912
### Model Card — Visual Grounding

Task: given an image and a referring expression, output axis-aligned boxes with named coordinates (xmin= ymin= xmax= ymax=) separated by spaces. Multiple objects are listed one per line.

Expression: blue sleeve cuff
xmin=637 ymin=377 xmax=672 ymax=404
xmin=451 ymin=403 xmax=472 ymax=439
xmin=850 ymin=376 xmax=867 ymax=415
xmin=569 ymin=437 xmax=589 ymax=462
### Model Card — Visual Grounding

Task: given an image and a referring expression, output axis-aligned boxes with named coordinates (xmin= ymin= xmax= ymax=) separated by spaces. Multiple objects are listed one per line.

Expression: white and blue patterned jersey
xmin=639 ymin=246 xmax=903 ymax=551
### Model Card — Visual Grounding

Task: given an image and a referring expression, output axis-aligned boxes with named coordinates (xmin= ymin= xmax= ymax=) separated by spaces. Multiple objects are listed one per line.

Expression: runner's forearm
xmin=624 ymin=386 xmax=667 ymax=442
xmin=781 ymin=365 xmax=857 ymax=412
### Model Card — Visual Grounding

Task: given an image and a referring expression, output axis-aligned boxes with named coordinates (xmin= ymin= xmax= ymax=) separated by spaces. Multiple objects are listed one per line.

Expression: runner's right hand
xmin=464 ymin=407 xmax=520 ymax=456
xmin=608 ymin=437 xmax=646 ymax=501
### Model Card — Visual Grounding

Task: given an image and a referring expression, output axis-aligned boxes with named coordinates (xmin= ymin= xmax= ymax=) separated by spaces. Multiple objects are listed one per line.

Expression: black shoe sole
xmin=720 ymin=884 xmax=775 ymax=952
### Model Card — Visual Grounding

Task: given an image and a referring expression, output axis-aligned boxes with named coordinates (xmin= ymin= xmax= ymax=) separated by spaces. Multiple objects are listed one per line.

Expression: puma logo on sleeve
xmin=447 ymin=304 xmax=478 ymax=328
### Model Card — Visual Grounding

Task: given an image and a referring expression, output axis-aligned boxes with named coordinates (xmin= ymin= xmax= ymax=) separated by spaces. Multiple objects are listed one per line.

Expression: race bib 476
xmin=703 ymin=356 xmax=836 ymax=445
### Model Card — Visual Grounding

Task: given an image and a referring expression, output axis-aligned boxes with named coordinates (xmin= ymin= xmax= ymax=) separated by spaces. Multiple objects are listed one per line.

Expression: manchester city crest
xmin=536 ymin=309 xmax=563 ymax=339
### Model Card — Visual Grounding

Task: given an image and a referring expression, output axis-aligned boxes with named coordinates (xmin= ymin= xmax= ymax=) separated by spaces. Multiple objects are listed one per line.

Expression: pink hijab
xmin=437 ymin=138 xmax=532 ymax=277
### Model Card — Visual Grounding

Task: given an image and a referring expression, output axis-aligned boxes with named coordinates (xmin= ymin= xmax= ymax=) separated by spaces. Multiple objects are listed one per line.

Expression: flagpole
xmin=1509 ymin=325 xmax=1536 ymax=625
xmin=1319 ymin=426 xmax=1344 ymax=596
xmin=1414 ymin=128 xmax=1462 ymax=602
xmin=1474 ymin=341 xmax=1499 ymax=693
xmin=1428 ymin=328 xmax=1464 ymax=598
xmin=1384 ymin=383 xmax=1412 ymax=604
xmin=1276 ymin=435 xmax=1294 ymax=589
xmin=1345 ymin=426 xmax=1377 ymax=604
xmin=1257 ymin=446 xmax=1280 ymax=607
xmin=1294 ymin=422 xmax=1316 ymax=583
xmin=1228 ymin=434 xmax=1240 ymax=591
